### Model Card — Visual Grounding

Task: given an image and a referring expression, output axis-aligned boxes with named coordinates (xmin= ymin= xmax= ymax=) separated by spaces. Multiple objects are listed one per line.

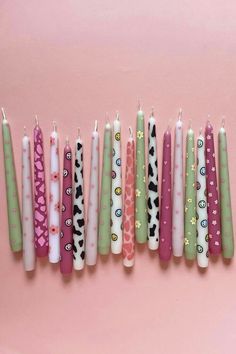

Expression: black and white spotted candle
xmin=73 ymin=133 xmax=85 ymax=270
xmin=147 ymin=113 xmax=159 ymax=250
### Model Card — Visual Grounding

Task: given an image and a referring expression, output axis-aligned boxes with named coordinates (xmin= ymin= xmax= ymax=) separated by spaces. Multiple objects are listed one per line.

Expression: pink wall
xmin=0 ymin=1 xmax=236 ymax=353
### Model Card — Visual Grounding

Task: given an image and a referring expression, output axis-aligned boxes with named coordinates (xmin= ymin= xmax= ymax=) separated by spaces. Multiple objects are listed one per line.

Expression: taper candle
xmin=196 ymin=130 xmax=209 ymax=268
xmin=147 ymin=111 xmax=159 ymax=250
xmin=2 ymin=108 xmax=22 ymax=252
xmin=172 ymin=111 xmax=184 ymax=257
xmin=205 ymin=121 xmax=221 ymax=255
xmin=123 ymin=127 xmax=135 ymax=267
xmin=34 ymin=116 xmax=48 ymax=257
xmin=218 ymin=120 xmax=234 ymax=259
xmin=98 ymin=121 xmax=112 ymax=255
xmin=111 ymin=113 xmax=122 ymax=254
xmin=86 ymin=121 xmax=99 ymax=266
xmin=60 ymin=138 xmax=73 ymax=274
xmin=73 ymin=130 xmax=85 ymax=270
xmin=49 ymin=122 xmax=60 ymax=263
xmin=22 ymin=127 xmax=35 ymax=271
xmin=135 ymin=107 xmax=148 ymax=243
xmin=184 ymin=124 xmax=197 ymax=260
xmin=159 ymin=126 xmax=172 ymax=261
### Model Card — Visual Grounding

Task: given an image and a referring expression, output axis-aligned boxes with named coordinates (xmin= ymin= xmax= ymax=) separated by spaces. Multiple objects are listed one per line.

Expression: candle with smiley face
xmin=60 ymin=138 xmax=73 ymax=274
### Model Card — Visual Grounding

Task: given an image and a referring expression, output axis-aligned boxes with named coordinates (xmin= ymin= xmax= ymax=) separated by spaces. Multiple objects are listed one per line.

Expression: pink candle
xmin=205 ymin=121 xmax=221 ymax=255
xmin=34 ymin=117 xmax=48 ymax=257
xmin=159 ymin=127 xmax=172 ymax=261
xmin=60 ymin=139 xmax=73 ymax=274
xmin=122 ymin=127 xmax=135 ymax=267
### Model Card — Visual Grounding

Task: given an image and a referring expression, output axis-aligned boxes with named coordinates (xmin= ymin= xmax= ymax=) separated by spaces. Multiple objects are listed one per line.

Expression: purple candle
xmin=205 ymin=121 xmax=221 ymax=255
xmin=34 ymin=117 xmax=48 ymax=257
xmin=159 ymin=127 xmax=172 ymax=261
xmin=60 ymin=139 xmax=73 ymax=274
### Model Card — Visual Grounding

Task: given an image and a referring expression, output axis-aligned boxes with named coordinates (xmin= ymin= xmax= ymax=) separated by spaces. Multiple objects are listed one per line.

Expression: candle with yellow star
xmin=184 ymin=123 xmax=197 ymax=260
xmin=135 ymin=106 xmax=148 ymax=243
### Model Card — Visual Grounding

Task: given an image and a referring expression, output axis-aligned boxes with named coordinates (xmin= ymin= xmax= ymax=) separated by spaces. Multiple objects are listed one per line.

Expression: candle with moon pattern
xmin=135 ymin=108 xmax=148 ymax=243
xmin=196 ymin=131 xmax=209 ymax=268
xmin=73 ymin=131 xmax=85 ymax=270
xmin=205 ymin=121 xmax=221 ymax=255
xmin=2 ymin=108 xmax=22 ymax=252
xmin=98 ymin=121 xmax=112 ymax=255
xmin=34 ymin=117 xmax=48 ymax=257
xmin=60 ymin=139 xmax=73 ymax=274
xmin=184 ymin=125 xmax=197 ymax=260
xmin=159 ymin=127 xmax=172 ymax=261
xmin=172 ymin=112 xmax=184 ymax=257
xmin=22 ymin=128 xmax=35 ymax=271
xmin=86 ymin=121 xmax=99 ymax=266
xmin=147 ymin=112 xmax=159 ymax=250
xmin=111 ymin=113 xmax=122 ymax=254
xmin=48 ymin=122 xmax=60 ymax=263
xmin=123 ymin=127 xmax=135 ymax=267
xmin=218 ymin=121 xmax=234 ymax=259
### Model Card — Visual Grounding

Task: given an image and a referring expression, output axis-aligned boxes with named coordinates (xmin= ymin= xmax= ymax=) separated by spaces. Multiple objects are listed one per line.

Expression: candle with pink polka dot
xmin=34 ymin=116 xmax=48 ymax=257
xmin=86 ymin=121 xmax=99 ymax=266
xmin=159 ymin=126 xmax=172 ymax=261
xmin=205 ymin=121 xmax=221 ymax=255
xmin=60 ymin=138 xmax=73 ymax=274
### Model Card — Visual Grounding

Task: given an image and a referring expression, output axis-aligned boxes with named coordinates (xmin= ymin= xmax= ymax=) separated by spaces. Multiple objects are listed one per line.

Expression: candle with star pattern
xmin=2 ymin=108 xmax=22 ymax=252
xmin=205 ymin=121 xmax=221 ymax=255
xmin=218 ymin=120 xmax=234 ymax=259
xmin=159 ymin=126 xmax=172 ymax=261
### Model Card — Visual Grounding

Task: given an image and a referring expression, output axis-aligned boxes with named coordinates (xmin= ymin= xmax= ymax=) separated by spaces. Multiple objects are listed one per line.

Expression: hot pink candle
xmin=60 ymin=139 xmax=73 ymax=274
xmin=34 ymin=117 xmax=48 ymax=257
xmin=205 ymin=121 xmax=221 ymax=255
xmin=159 ymin=128 xmax=172 ymax=261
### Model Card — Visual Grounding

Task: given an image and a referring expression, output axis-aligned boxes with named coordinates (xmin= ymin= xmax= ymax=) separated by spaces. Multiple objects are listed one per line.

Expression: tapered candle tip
xmin=66 ymin=136 xmax=69 ymax=145
xmin=94 ymin=120 xmax=98 ymax=132
xmin=188 ymin=119 xmax=192 ymax=129
xmin=78 ymin=127 xmax=80 ymax=137
xmin=150 ymin=106 xmax=154 ymax=117
xmin=116 ymin=111 xmax=120 ymax=120
xmin=137 ymin=100 xmax=141 ymax=111
xmin=105 ymin=112 xmax=110 ymax=124
xmin=24 ymin=126 xmax=27 ymax=135
xmin=35 ymin=115 xmax=39 ymax=126
xmin=221 ymin=116 xmax=225 ymax=128
xmin=178 ymin=108 xmax=182 ymax=120
xmin=199 ymin=127 xmax=202 ymax=135
xmin=167 ymin=118 xmax=172 ymax=131
xmin=1 ymin=107 xmax=7 ymax=121
xmin=53 ymin=120 xmax=57 ymax=131
xmin=129 ymin=126 xmax=133 ymax=138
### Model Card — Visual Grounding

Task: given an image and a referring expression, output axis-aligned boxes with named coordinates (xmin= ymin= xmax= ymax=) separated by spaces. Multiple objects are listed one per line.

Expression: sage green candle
xmin=135 ymin=109 xmax=148 ymax=243
xmin=98 ymin=122 xmax=112 ymax=255
xmin=218 ymin=124 xmax=234 ymax=259
xmin=184 ymin=128 xmax=197 ymax=260
xmin=2 ymin=109 xmax=22 ymax=252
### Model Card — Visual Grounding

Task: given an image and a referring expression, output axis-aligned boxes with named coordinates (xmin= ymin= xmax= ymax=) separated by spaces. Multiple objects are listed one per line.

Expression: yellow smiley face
xmin=115 ymin=187 xmax=122 ymax=195
xmin=115 ymin=132 xmax=120 ymax=141
xmin=111 ymin=233 xmax=118 ymax=241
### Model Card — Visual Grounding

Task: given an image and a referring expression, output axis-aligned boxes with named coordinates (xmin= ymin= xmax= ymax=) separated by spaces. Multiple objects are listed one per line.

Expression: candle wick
xmin=66 ymin=136 xmax=69 ymax=145
xmin=129 ymin=126 xmax=133 ymax=138
xmin=137 ymin=99 xmax=141 ymax=111
xmin=24 ymin=126 xmax=27 ymax=136
xmin=105 ymin=112 xmax=109 ymax=124
xmin=178 ymin=108 xmax=182 ymax=121
xmin=116 ymin=111 xmax=120 ymax=120
xmin=35 ymin=115 xmax=39 ymax=126
xmin=199 ymin=126 xmax=202 ymax=135
xmin=207 ymin=114 xmax=211 ymax=126
xmin=53 ymin=120 xmax=57 ymax=132
xmin=150 ymin=106 xmax=154 ymax=117
xmin=78 ymin=127 xmax=80 ymax=137
xmin=94 ymin=120 xmax=98 ymax=132
xmin=188 ymin=119 xmax=192 ymax=129
xmin=1 ymin=107 xmax=7 ymax=121
xmin=167 ymin=118 xmax=172 ymax=131
xmin=221 ymin=116 xmax=225 ymax=128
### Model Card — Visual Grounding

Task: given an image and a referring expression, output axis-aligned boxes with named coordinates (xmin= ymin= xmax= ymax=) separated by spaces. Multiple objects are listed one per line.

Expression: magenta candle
xmin=34 ymin=117 xmax=48 ymax=257
xmin=159 ymin=127 xmax=172 ymax=261
xmin=60 ymin=139 xmax=73 ymax=274
xmin=205 ymin=121 xmax=221 ymax=255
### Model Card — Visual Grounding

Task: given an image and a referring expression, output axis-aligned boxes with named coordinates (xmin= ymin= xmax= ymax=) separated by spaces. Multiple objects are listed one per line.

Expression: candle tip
xmin=199 ymin=126 xmax=202 ymax=135
xmin=137 ymin=99 xmax=141 ymax=111
xmin=129 ymin=126 xmax=133 ymax=138
xmin=167 ymin=118 xmax=172 ymax=131
xmin=105 ymin=112 xmax=110 ymax=124
xmin=221 ymin=116 xmax=225 ymax=128
xmin=207 ymin=114 xmax=211 ymax=126
xmin=178 ymin=108 xmax=182 ymax=120
xmin=94 ymin=120 xmax=98 ymax=132
xmin=116 ymin=111 xmax=120 ymax=120
xmin=188 ymin=119 xmax=192 ymax=129
xmin=1 ymin=107 xmax=7 ymax=121
xmin=24 ymin=126 xmax=27 ymax=135
xmin=150 ymin=106 xmax=154 ymax=117
xmin=65 ymin=136 xmax=69 ymax=145
xmin=35 ymin=115 xmax=39 ymax=126
xmin=78 ymin=127 xmax=80 ymax=137
xmin=53 ymin=120 xmax=57 ymax=131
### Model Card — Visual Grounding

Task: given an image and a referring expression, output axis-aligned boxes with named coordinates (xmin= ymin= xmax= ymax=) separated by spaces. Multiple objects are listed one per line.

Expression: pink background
xmin=1 ymin=1 xmax=236 ymax=353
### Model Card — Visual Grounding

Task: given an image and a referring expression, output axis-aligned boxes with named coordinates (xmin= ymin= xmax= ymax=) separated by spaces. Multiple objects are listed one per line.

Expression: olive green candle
xmin=2 ymin=108 xmax=22 ymax=252
xmin=98 ymin=122 xmax=112 ymax=255
xmin=218 ymin=122 xmax=234 ymax=259
xmin=184 ymin=127 xmax=197 ymax=260
xmin=135 ymin=109 xmax=148 ymax=243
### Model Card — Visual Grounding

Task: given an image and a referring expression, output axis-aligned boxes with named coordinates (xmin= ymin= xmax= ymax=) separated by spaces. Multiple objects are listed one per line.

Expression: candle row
xmin=2 ymin=108 xmax=234 ymax=273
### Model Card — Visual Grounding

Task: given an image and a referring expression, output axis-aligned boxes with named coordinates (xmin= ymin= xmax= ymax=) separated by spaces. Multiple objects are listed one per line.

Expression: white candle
xmin=147 ymin=112 xmax=159 ymax=250
xmin=73 ymin=131 xmax=85 ymax=270
xmin=86 ymin=121 xmax=99 ymax=266
xmin=48 ymin=122 xmax=60 ymax=263
xmin=172 ymin=112 xmax=184 ymax=257
xmin=196 ymin=131 xmax=209 ymax=268
xmin=111 ymin=113 xmax=122 ymax=254
xmin=22 ymin=128 xmax=35 ymax=271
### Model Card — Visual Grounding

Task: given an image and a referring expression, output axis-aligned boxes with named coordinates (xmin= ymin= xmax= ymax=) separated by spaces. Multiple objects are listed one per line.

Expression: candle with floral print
xmin=2 ymin=108 xmax=22 ymax=252
xmin=34 ymin=116 xmax=48 ymax=257
xmin=86 ymin=121 xmax=99 ymax=266
xmin=218 ymin=120 xmax=234 ymax=259
xmin=205 ymin=121 xmax=221 ymax=255
xmin=49 ymin=122 xmax=60 ymax=263
xmin=123 ymin=127 xmax=135 ymax=267
xmin=60 ymin=138 xmax=73 ymax=274
xmin=22 ymin=128 xmax=35 ymax=271
xmin=159 ymin=126 xmax=172 ymax=261
xmin=172 ymin=111 xmax=184 ymax=257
